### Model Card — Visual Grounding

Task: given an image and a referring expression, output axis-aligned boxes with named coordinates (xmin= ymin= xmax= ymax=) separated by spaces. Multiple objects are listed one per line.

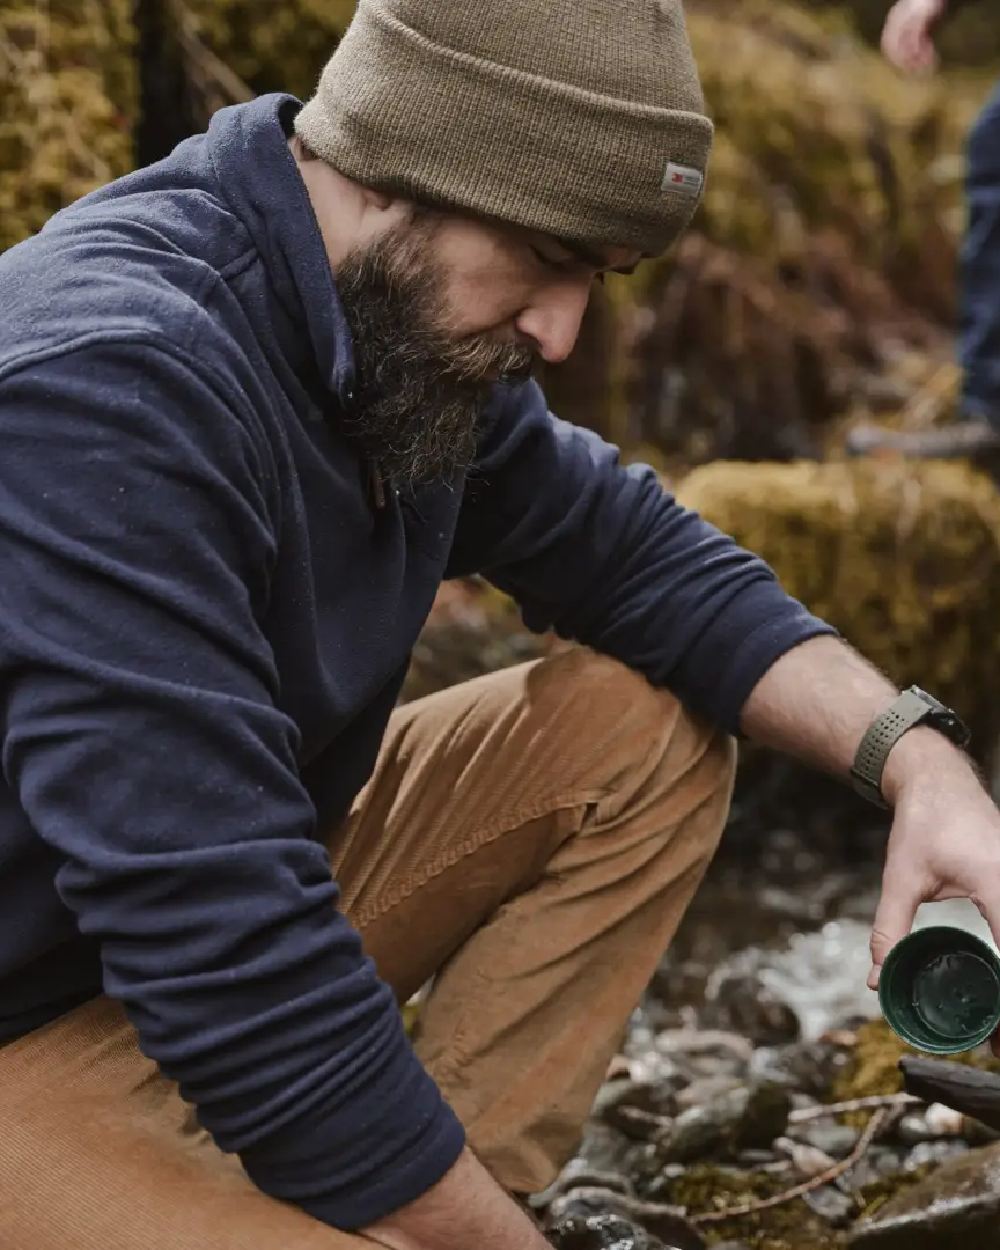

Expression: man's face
xmin=334 ymin=208 xmax=641 ymax=487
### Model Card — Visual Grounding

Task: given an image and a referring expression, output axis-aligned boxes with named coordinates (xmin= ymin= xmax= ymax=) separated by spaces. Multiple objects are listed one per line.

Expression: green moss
xmin=678 ymin=459 xmax=1000 ymax=751
xmin=667 ymin=1164 xmax=846 ymax=1248
xmin=183 ymin=0 xmax=355 ymax=101
xmin=0 ymin=0 xmax=137 ymax=252
xmin=832 ymin=1019 xmax=1000 ymax=1106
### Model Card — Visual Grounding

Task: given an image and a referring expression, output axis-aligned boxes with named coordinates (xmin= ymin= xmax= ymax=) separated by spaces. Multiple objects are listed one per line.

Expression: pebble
xmin=789 ymin=1120 xmax=860 ymax=1159
xmin=803 ymin=1183 xmax=856 ymax=1226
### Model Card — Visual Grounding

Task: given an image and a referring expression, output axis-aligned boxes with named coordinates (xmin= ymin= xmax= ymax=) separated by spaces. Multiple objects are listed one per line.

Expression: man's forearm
xmin=362 ymin=1148 xmax=550 ymax=1250
xmin=738 ymin=635 xmax=974 ymax=800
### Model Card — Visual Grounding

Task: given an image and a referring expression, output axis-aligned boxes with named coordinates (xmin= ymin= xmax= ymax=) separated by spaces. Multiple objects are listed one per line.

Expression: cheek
xmin=440 ymin=262 xmax=533 ymax=336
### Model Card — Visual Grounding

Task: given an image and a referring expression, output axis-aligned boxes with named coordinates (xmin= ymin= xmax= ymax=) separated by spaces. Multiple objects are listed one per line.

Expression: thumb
xmin=868 ymin=875 xmax=922 ymax=990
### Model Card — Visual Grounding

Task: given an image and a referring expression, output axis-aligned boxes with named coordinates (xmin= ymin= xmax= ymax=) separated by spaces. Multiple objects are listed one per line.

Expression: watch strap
xmin=850 ymin=688 xmax=940 ymax=809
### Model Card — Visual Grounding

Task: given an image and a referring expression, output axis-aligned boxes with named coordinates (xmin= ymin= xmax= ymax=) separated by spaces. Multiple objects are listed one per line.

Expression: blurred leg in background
xmin=960 ymin=80 xmax=1000 ymax=436
xmin=848 ymin=79 xmax=1000 ymax=464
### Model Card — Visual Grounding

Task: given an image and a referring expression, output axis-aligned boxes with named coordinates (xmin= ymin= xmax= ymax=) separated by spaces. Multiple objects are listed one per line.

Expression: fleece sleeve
xmin=447 ymin=381 xmax=835 ymax=732
xmin=0 ymin=341 xmax=463 ymax=1229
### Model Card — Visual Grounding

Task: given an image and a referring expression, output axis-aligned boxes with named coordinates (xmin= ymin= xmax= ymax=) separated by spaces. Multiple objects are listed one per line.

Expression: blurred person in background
xmin=849 ymin=0 xmax=1000 ymax=461
xmin=2 ymin=3 xmax=1000 ymax=1249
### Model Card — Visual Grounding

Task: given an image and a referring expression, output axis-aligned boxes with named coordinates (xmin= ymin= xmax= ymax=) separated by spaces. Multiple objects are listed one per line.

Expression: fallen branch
xmin=788 ymin=1093 xmax=921 ymax=1123
xmin=689 ymin=1107 xmax=890 ymax=1226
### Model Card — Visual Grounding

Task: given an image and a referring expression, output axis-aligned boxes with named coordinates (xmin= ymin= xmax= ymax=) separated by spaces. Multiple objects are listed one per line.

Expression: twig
xmin=689 ymin=1107 xmax=890 ymax=1226
xmin=788 ymin=1093 xmax=921 ymax=1122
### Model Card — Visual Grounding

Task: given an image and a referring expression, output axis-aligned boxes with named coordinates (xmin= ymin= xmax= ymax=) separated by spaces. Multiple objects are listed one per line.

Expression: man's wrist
xmin=881 ymin=724 xmax=972 ymax=807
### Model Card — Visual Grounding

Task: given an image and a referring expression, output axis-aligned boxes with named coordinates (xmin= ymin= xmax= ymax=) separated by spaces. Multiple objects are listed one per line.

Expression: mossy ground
xmin=678 ymin=459 xmax=1000 ymax=751
xmin=666 ymin=1163 xmax=846 ymax=1249
xmin=1 ymin=0 xmax=136 ymax=252
xmin=832 ymin=1018 xmax=1000 ymax=1106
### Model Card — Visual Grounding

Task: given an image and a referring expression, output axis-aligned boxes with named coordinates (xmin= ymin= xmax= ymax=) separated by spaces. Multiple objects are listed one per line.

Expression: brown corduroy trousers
xmin=0 ymin=647 xmax=735 ymax=1249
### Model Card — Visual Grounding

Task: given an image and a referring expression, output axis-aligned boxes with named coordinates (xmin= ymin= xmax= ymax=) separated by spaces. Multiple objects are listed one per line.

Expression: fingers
xmin=881 ymin=3 xmax=939 ymax=74
xmin=869 ymin=873 xmax=922 ymax=990
xmin=971 ymin=895 xmax=1000 ymax=1056
xmin=972 ymin=893 xmax=1000 ymax=960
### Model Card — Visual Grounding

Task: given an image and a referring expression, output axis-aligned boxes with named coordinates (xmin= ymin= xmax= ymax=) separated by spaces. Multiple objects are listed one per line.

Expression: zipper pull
xmin=369 ymin=459 xmax=386 ymax=510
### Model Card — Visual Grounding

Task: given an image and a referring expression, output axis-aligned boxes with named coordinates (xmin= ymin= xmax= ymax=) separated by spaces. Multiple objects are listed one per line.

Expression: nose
xmin=514 ymin=281 xmax=591 ymax=365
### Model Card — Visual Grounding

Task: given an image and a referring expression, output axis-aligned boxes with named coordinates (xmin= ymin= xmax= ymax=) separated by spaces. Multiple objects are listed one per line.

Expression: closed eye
xmin=530 ymin=244 xmax=605 ymax=283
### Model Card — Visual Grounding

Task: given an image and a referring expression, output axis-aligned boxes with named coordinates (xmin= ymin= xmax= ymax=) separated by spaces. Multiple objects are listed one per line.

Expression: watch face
xmin=907 ymin=686 xmax=970 ymax=746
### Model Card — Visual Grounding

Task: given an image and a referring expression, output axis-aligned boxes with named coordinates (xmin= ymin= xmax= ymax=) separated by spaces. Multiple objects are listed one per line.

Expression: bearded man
xmin=2 ymin=3 xmax=1000 ymax=1249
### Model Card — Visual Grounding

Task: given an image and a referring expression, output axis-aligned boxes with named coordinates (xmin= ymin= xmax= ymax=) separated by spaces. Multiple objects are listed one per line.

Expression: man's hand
xmin=361 ymin=1148 xmax=551 ymax=1250
xmin=881 ymin=0 xmax=949 ymax=74
xmin=871 ymin=727 xmax=1000 ymax=1057
xmin=740 ymin=635 xmax=1000 ymax=1054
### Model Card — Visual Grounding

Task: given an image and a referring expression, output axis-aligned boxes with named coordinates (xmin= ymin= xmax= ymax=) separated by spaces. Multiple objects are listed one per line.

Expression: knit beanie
xmin=294 ymin=0 xmax=713 ymax=257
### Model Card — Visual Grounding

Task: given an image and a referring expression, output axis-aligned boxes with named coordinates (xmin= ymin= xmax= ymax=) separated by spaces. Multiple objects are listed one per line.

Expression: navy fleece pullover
xmin=0 ymin=94 xmax=833 ymax=1226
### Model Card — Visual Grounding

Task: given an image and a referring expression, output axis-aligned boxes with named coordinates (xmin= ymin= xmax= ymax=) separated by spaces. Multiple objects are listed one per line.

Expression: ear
xmin=289 ymin=135 xmax=321 ymax=163
xmin=359 ymin=184 xmax=405 ymax=214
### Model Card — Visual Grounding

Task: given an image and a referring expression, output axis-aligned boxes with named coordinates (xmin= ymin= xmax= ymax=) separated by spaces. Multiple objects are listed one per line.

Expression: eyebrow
xmin=557 ymin=237 xmax=639 ymax=276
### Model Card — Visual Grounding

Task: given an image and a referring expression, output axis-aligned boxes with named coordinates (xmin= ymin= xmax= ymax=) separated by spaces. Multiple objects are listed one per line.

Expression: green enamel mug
xmin=879 ymin=925 xmax=1000 ymax=1055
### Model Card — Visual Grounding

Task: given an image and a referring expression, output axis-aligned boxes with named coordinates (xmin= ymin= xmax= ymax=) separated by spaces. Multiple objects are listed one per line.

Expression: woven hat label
xmin=661 ymin=161 xmax=704 ymax=198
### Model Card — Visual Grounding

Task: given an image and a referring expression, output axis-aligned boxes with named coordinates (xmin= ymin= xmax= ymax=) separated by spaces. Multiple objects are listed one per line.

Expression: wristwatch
xmin=850 ymin=686 xmax=971 ymax=809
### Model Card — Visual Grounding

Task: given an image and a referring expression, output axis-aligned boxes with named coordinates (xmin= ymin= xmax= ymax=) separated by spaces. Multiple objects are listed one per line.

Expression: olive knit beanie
xmin=294 ymin=0 xmax=713 ymax=256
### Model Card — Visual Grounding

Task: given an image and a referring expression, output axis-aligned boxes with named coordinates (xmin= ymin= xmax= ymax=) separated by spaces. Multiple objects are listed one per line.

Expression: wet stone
xmin=842 ymin=1146 xmax=905 ymax=1193
xmin=848 ymin=1141 xmax=1000 ymax=1248
xmin=789 ymin=1120 xmax=860 ymax=1159
xmin=674 ymin=1075 xmax=744 ymax=1111
xmin=659 ymin=1081 xmax=790 ymax=1163
xmin=576 ymin=1122 xmax=634 ymax=1176
xmin=548 ymin=1211 xmax=666 ymax=1250
xmin=592 ymin=1080 xmax=672 ymax=1140
xmin=734 ymin=1148 xmax=781 ymax=1167
xmin=546 ymin=1193 xmax=706 ymax=1250
xmin=749 ymin=1038 xmax=850 ymax=1097
xmin=903 ymin=1139 xmax=970 ymax=1172
xmin=803 ymin=1183 xmax=856 ymax=1226
xmin=702 ymin=951 xmax=801 ymax=1046
xmin=554 ymin=1159 xmax=635 ymax=1197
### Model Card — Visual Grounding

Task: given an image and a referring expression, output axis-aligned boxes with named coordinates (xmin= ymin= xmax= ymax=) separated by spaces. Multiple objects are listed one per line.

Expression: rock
xmin=592 ymin=1080 xmax=672 ymax=1140
xmin=734 ymin=1148 xmax=783 ymax=1168
xmin=660 ymin=1082 xmax=791 ymax=1163
xmin=652 ymin=1029 xmax=754 ymax=1081
xmin=842 ymin=1146 xmax=905 ymax=1193
xmin=848 ymin=1141 xmax=1000 ymax=1247
xmin=548 ymin=1210 xmax=665 ymax=1250
xmin=546 ymin=1189 xmax=706 ymax=1250
xmin=575 ymin=1123 xmax=634 ymax=1177
xmin=803 ymin=1183 xmax=856 ymax=1226
xmin=750 ymin=1038 xmax=851 ymax=1097
xmin=896 ymin=1104 xmax=964 ymax=1147
xmin=924 ymin=1102 xmax=965 ymax=1137
xmin=533 ymin=1159 xmax=636 ymax=1208
xmin=903 ymin=1139 xmax=970 ymax=1171
xmin=674 ymin=1076 xmax=744 ymax=1112
xmin=789 ymin=1120 xmax=860 ymax=1159
xmin=702 ymin=951 xmax=801 ymax=1045
xmin=733 ymin=1082 xmax=792 ymax=1150
xmin=774 ymin=1136 xmax=837 ymax=1177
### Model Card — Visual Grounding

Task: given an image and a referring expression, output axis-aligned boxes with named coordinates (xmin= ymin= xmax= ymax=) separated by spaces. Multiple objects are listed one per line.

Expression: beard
xmin=332 ymin=214 xmax=535 ymax=488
